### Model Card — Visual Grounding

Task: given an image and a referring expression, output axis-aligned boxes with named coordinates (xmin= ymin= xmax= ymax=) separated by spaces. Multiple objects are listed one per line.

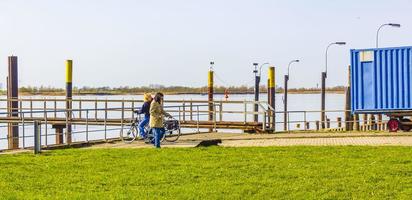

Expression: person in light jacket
xmin=149 ymin=92 xmax=171 ymax=148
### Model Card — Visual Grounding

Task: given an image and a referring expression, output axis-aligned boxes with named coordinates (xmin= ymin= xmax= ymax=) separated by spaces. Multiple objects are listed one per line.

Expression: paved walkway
xmin=88 ymin=132 xmax=412 ymax=149
xmin=3 ymin=132 xmax=412 ymax=154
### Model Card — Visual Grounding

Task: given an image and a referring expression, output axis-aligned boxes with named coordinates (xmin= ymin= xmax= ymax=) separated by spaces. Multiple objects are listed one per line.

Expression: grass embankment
xmin=1 ymin=147 xmax=412 ymax=199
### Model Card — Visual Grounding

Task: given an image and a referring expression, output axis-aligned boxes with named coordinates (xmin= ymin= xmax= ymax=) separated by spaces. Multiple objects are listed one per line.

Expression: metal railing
xmin=0 ymin=97 xmax=389 ymax=152
xmin=0 ymin=98 xmax=274 ymax=151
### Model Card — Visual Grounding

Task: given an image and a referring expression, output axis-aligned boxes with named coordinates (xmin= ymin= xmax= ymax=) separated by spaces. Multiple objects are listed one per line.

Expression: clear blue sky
xmin=0 ymin=0 xmax=411 ymax=89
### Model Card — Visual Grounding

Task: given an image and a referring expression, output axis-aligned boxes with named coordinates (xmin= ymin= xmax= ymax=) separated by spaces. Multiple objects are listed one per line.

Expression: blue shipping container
xmin=351 ymin=46 xmax=412 ymax=113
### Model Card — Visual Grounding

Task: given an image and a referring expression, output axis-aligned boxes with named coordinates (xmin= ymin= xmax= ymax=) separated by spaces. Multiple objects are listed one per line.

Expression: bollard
xmin=66 ymin=60 xmax=73 ymax=144
xmin=305 ymin=122 xmax=310 ymax=130
xmin=34 ymin=121 xmax=41 ymax=154
xmin=316 ymin=121 xmax=320 ymax=130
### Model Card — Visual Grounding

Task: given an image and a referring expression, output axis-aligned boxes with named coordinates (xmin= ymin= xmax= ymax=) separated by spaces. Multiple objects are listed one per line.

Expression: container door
xmin=362 ymin=61 xmax=374 ymax=110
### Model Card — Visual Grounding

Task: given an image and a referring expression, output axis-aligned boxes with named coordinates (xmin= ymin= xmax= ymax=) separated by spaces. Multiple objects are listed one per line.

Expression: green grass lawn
xmin=1 ymin=146 xmax=412 ymax=199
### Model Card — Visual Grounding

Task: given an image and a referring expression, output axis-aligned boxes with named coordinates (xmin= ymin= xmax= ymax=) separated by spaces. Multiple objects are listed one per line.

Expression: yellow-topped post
xmin=65 ymin=60 xmax=73 ymax=144
xmin=268 ymin=66 xmax=275 ymax=130
xmin=208 ymin=62 xmax=214 ymax=132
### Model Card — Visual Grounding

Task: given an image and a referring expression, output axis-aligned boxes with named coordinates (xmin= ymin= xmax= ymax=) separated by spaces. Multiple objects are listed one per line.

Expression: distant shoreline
xmin=0 ymin=90 xmax=346 ymax=96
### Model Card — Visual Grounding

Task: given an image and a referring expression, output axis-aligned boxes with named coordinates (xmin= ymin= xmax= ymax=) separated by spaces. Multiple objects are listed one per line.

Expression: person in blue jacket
xmin=135 ymin=93 xmax=152 ymax=138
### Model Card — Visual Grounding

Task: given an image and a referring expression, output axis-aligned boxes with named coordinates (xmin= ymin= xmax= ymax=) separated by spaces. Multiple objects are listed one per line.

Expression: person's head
xmin=143 ymin=93 xmax=152 ymax=102
xmin=153 ymin=92 xmax=164 ymax=104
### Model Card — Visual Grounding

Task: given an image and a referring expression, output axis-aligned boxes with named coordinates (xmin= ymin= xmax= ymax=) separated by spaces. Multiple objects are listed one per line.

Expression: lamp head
xmin=388 ymin=23 xmax=401 ymax=28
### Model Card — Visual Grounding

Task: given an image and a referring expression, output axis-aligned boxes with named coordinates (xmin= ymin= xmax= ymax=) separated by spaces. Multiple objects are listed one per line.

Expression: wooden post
xmin=53 ymin=125 xmax=64 ymax=145
xmin=363 ymin=114 xmax=367 ymax=131
xmin=344 ymin=66 xmax=353 ymax=131
xmin=337 ymin=117 xmax=342 ymax=128
xmin=378 ymin=114 xmax=383 ymax=130
xmin=354 ymin=114 xmax=360 ymax=131
xmin=208 ymin=67 xmax=214 ymax=132
xmin=7 ymin=56 xmax=19 ymax=149
xmin=370 ymin=114 xmax=376 ymax=130
xmin=268 ymin=66 xmax=275 ymax=130
xmin=316 ymin=121 xmax=320 ymax=130
xmin=326 ymin=118 xmax=330 ymax=129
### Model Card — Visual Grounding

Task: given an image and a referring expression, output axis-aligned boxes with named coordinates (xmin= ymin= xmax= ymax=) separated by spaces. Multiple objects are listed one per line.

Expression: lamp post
xmin=376 ymin=23 xmax=401 ymax=48
xmin=321 ymin=42 xmax=346 ymax=129
xmin=284 ymin=59 xmax=299 ymax=131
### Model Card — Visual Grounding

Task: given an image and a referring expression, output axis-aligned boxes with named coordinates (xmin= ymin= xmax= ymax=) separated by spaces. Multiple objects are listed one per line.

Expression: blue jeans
xmin=138 ymin=116 xmax=149 ymax=138
xmin=153 ymin=128 xmax=165 ymax=148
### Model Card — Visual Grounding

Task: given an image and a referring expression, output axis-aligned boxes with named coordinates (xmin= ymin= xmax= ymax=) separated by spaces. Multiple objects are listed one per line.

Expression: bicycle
xmin=123 ymin=113 xmax=181 ymax=144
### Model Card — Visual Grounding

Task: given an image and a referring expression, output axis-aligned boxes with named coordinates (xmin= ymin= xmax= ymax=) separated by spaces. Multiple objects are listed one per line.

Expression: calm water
xmin=0 ymin=93 xmax=346 ymax=150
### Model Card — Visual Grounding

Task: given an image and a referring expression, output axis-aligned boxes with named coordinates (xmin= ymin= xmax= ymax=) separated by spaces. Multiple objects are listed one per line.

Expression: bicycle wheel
xmin=163 ymin=128 xmax=181 ymax=142
xmin=124 ymin=125 xmax=138 ymax=143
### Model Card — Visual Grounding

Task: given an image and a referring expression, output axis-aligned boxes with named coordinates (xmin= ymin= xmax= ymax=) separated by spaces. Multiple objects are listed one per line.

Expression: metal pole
xmin=120 ymin=100 xmax=124 ymax=139
xmin=190 ymin=101 xmax=193 ymax=121
xmin=104 ymin=99 xmax=107 ymax=141
xmin=183 ymin=101 xmax=186 ymax=122
xmin=86 ymin=110 xmax=89 ymax=142
xmin=95 ymin=99 xmax=98 ymax=120
xmin=22 ymin=113 xmax=25 ymax=148
xmin=34 ymin=121 xmax=41 ymax=154
xmin=283 ymin=74 xmax=289 ymax=131
xmin=44 ymin=100 xmax=48 ymax=147
xmin=253 ymin=63 xmax=260 ymax=122
xmin=79 ymin=99 xmax=82 ymax=119
xmin=244 ymin=101 xmax=247 ymax=124
xmin=196 ymin=105 xmax=200 ymax=133
xmin=321 ymin=72 xmax=326 ymax=129
xmin=54 ymin=99 xmax=57 ymax=118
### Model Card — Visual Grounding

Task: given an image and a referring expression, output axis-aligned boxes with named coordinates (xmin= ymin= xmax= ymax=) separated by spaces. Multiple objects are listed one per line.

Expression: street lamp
xmin=287 ymin=60 xmax=300 ymax=77
xmin=376 ymin=23 xmax=401 ymax=48
xmin=284 ymin=59 xmax=300 ymax=131
xmin=325 ymin=42 xmax=346 ymax=76
xmin=259 ymin=62 xmax=270 ymax=77
xmin=321 ymin=42 xmax=346 ymax=129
